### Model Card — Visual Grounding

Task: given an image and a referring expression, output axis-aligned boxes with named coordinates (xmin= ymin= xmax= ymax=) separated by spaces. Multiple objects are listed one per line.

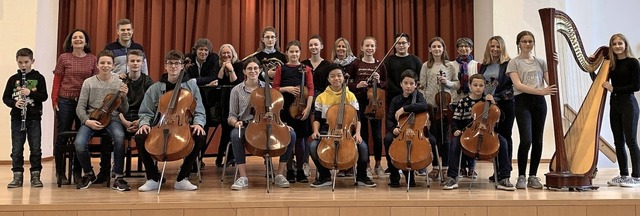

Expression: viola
xmin=288 ymin=65 xmax=309 ymax=120
xmin=89 ymin=76 xmax=128 ymax=126
xmin=434 ymin=70 xmax=453 ymax=121
xmin=388 ymin=92 xmax=432 ymax=171
xmin=459 ymin=79 xmax=500 ymax=160
xmin=145 ymin=65 xmax=196 ymax=162
xmin=245 ymin=64 xmax=291 ymax=157
xmin=364 ymin=78 xmax=385 ymax=119
xmin=317 ymin=75 xmax=359 ymax=171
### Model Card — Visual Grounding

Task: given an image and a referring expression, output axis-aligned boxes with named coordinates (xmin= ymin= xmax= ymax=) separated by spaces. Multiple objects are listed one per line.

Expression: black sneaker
xmin=76 ymin=174 xmax=97 ymax=189
xmin=112 ymin=177 xmax=131 ymax=191
xmin=356 ymin=176 xmax=377 ymax=187
xmin=296 ymin=170 xmax=309 ymax=183
xmin=388 ymin=181 xmax=401 ymax=188
xmin=93 ymin=172 xmax=110 ymax=184
xmin=286 ymin=170 xmax=296 ymax=183
xmin=311 ymin=177 xmax=332 ymax=188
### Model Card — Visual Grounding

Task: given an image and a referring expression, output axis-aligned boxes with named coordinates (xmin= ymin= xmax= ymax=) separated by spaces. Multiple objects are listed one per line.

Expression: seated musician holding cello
xmin=442 ymin=74 xmax=514 ymax=191
xmin=309 ymin=63 xmax=376 ymax=188
xmin=383 ymin=70 xmax=435 ymax=188
xmin=73 ymin=50 xmax=130 ymax=190
xmin=228 ymin=57 xmax=295 ymax=191
xmin=135 ymin=50 xmax=205 ymax=191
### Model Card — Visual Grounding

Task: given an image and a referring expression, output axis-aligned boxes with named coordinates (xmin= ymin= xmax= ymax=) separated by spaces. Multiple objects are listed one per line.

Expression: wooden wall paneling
xmin=487 ymin=206 xmax=536 ymax=216
xmin=439 ymin=207 xmax=487 ymax=216
xmin=537 ymin=206 xmax=586 ymax=216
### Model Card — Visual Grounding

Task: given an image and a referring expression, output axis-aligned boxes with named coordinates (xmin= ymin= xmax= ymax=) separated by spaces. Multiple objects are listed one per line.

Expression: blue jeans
xmin=230 ymin=127 xmax=295 ymax=164
xmin=54 ymin=98 xmax=81 ymax=175
xmin=11 ymin=119 xmax=42 ymax=172
xmin=447 ymin=135 xmax=512 ymax=180
xmin=610 ymin=94 xmax=640 ymax=177
xmin=309 ymin=134 xmax=370 ymax=180
xmin=514 ymin=93 xmax=547 ymax=176
xmin=74 ymin=122 xmax=125 ymax=175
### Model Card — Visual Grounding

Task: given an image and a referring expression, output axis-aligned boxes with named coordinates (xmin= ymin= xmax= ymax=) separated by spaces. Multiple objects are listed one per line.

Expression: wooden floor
xmin=1 ymin=157 xmax=639 ymax=216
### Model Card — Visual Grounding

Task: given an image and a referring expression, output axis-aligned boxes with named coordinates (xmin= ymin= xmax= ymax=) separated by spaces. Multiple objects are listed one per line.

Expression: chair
xmin=457 ymin=151 xmax=498 ymax=190
xmin=57 ymin=130 xmax=112 ymax=188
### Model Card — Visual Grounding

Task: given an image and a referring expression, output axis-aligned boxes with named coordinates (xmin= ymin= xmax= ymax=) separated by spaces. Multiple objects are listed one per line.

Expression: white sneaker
xmin=367 ymin=167 xmax=375 ymax=179
xmin=607 ymin=176 xmax=629 ymax=186
xmin=374 ymin=165 xmax=385 ymax=178
xmin=274 ymin=174 xmax=290 ymax=188
xmin=174 ymin=179 xmax=198 ymax=190
xmin=620 ymin=177 xmax=640 ymax=187
xmin=138 ymin=179 xmax=160 ymax=192
xmin=302 ymin=163 xmax=310 ymax=177
xmin=231 ymin=177 xmax=248 ymax=190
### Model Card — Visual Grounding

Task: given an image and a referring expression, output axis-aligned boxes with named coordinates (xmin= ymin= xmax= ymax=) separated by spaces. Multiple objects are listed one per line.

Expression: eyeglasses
xmin=165 ymin=62 xmax=183 ymax=66
xmin=520 ymin=40 xmax=534 ymax=44
xmin=263 ymin=36 xmax=277 ymax=40
xmin=397 ymin=42 xmax=409 ymax=46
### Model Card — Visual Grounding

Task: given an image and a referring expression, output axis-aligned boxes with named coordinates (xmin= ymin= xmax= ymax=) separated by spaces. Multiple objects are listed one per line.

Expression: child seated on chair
xmin=442 ymin=74 xmax=514 ymax=191
xmin=227 ymin=57 xmax=295 ymax=191
xmin=308 ymin=63 xmax=376 ymax=188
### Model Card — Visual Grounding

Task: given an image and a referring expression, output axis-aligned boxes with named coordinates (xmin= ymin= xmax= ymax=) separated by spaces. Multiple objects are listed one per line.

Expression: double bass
xmin=245 ymin=64 xmax=291 ymax=158
xmin=288 ymin=65 xmax=309 ymax=120
xmin=459 ymin=79 xmax=500 ymax=160
xmin=145 ymin=62 xmax=195 ymax=162
xmin=89 ymin=76 xmax=128 ymax=126
xmin=388 ymin=91 xmax=432 ymax=191
xmin=317 ymin=74 xmax=359 ymax=190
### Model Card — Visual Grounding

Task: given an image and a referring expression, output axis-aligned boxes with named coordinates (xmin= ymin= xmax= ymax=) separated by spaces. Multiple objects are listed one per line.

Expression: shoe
xmin=620 ymin=177 xmax=640 ymax=187
xmin=467 ymin=169 xmax=478 ymax=179
xmin=336 ymin=170 xmax=346 ymax=177
xmin=384 ymin=168 xmax=390 ymax=175
xmin=515 ymin=175 xmax=526 ymax=189
xmin=138 ymin=179 xmax=160 ymax=192
xmin=388 ymin=181 xmax=401 ymax=188
xmin=174 ymin=178 xmax=198 ymax=190
xmin=311 ymin=177 xmax=332 ymax=188
xmin=112 ymin=177 xmax=131 ymax=191
xmin=57 ymin=174 xmax=70 ymax=186
xmin=302 ymin=163 xmax=310 ymax=177
xmin=226 ymin=159 xmax=236 ymax=167
xmin=489 ymin=175 xmax=496 ymax=182
xmin=428 ymin=169 xmax=441 ymax=181
xmin=30 ymin=171 xmax=43 ymax=187
xmin=296 ymin=170 xmax=309 ymax=183
xmin=274 ymin=174 xmax=290 ymax=188
xmin=497 ymin=178 xmax=516 ymax=191
xmin=442 ymin=177 xmax=458 ymax=190
xmin=7 ymin=172 xmax=23 ymax=188
xmin=72 ymin=172 xmax=82 ymax=184
xmin=93 ymin=172 xmax=110 ymax=184
xmin=76 ymin=173 xmax=97 ymax=189
xmin=527 ymin=176 xmax=543 ymax=189
xmin=286 ymin=170 xmax=296 ymax=183
xmin=231 ymin=177 xmax=249 ymax=190
xmin=367 ymin=167 xmax=375 ymax=179
xmin=459 ymin=168 xmax=468 ymax=178
xmin=374 ymin=165 xmax=385 ymax=178
xmin=215 ymin=157 xmax=224 ymax=167
xmin=345 ymin=168 xmax=354 ymax=177
xmin=417 ymin=168 xmax=427 ymax=176
xmin=356 ymin=176 xmax=376 ymax=187
xmin=607 ymin=176 xmax=629 ymax=186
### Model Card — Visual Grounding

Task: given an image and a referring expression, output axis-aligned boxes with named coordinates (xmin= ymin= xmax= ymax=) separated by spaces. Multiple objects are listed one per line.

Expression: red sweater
xmin=52 ymin=53 xmax=98 ymax=106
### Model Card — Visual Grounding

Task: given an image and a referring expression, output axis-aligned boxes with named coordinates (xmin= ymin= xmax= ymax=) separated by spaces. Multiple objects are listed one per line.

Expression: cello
xmin=459 ymin=79 xmax=501 ymax=160
xmin=288 ymin=65 xmax=309 ymax=119
xmin=89 ymin=76 xmax=128 ymax=126
xmin=388 ymin=91 xmax=432 ymax=191
xmin=317 ymin=74 xmax=359 ymax=191
xmin=145 ymin=62 xmax=196 ymax=163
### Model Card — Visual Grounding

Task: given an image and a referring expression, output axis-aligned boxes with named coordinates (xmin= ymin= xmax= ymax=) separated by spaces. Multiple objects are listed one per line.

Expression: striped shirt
xmin=228 ymin=81 xmax=265 ymax=125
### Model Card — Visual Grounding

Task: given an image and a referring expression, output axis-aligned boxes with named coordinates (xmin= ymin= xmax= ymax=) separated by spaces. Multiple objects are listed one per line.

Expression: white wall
xmin=0 ymin=0 xmax=58 ymax=161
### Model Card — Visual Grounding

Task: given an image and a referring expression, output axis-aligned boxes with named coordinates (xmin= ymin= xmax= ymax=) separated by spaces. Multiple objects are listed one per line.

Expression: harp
xmin=540 ymin=8 xmax=608 ymax=190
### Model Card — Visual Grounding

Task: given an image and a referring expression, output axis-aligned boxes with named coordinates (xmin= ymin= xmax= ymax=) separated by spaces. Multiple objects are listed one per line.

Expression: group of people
xmin=5 ymin=18 xmax=640 ymax=193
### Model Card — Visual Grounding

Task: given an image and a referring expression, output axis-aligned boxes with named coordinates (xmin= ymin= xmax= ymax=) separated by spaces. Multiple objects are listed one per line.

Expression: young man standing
xmin=104 ymin=18 xmax=148 ymax=75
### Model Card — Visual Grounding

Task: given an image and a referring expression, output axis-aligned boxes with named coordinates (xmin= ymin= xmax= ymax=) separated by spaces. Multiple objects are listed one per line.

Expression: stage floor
xmin=1 ymin=157 xmax=639 ymax=216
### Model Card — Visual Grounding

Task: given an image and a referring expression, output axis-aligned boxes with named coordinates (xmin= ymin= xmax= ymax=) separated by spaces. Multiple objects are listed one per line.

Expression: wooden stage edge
xmin=0 ymin=158 xmax=639 ymax=216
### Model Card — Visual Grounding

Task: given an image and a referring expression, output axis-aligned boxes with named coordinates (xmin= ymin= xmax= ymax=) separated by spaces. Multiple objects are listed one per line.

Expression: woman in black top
xmin=604 ymin=33 xmax=640 ymax=187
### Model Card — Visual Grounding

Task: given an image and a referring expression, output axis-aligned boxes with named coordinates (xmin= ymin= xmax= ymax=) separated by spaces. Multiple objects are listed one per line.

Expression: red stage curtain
xmin=58 ymin=0 xmax=473 ymax=81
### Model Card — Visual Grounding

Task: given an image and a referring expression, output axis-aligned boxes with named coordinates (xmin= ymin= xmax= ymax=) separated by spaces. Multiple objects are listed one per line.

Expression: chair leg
xmin=196 ymin=155 xmax=202 ymax=183
xmin=221 ymin=142 xmax=232 ymax=182
xmin=493 ymin=157 xmax=499 ymax=188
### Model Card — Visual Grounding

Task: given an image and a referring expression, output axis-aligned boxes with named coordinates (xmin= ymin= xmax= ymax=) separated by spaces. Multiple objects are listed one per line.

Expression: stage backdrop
xmin=57 ymin=0 xmax=473 ymax=81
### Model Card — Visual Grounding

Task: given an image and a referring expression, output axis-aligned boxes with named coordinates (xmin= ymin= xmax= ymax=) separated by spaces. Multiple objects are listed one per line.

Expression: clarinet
xmin=20 ymin=70 xmax=27 ymax=131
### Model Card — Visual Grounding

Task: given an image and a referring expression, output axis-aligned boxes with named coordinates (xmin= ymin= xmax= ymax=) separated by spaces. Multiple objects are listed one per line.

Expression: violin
xmin=288 ymin=65 xmax=309 ymax=120
xmin=145 ymin=63 xmax=196 ymax=162
xmin=459 ymin=79 xmax=500 ymax=160
xmin=364 ymin=78 xmax=385 ymax=119
xmin=245 ymin=64 xmax=291 ymax=157
xmin=89 ymin=76 xmax=128 ymax=126
xmin=388 ymin=91 xmax=432 ymax=171
xmin=434 ymin=70 xmax=453 ymax=121
xmin=317 ymin=75 xmax=359 ymax=171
